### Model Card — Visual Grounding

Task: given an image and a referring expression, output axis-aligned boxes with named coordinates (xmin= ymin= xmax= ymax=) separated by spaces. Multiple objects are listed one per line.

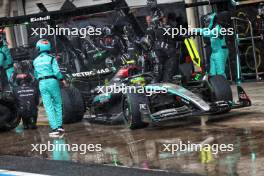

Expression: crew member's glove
xmin=61 ymin=79 xmax=68 ymax=88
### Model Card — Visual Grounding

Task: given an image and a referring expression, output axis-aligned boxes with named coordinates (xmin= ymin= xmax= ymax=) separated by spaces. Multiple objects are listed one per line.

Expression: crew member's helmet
xmin=203 ymin=12 xmax=217 ymax=29
xmin=36 ymin=39 xmax=51 ymax=53
xmin=152 ymin=8 xmax=165 ymax=22
xmin=139 ymin=35 xmax=153 ymax=51
xmin=102 ymin=26 xmax=112 ymax=36
xmin=123 ymin=24 xmax=133 ymax=36
xmin=13 ymin=61 xmax=33 ymax=86
xmin=147 ymin=0 xmax=157 ymax=10
xmin=258 ymin=3 xmax=264 ymax=17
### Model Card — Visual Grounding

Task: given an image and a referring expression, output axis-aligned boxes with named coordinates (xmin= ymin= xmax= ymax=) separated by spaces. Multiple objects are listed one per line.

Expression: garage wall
xmin=25 ymin=0 xmax=111 ymax=14
xmin=25 ymin=0 xmax=183 ymax=14
xmin=0 ymin=0 xmax=18 ymax=17
xmin=0 ymin=0 xmax=11 ymax=17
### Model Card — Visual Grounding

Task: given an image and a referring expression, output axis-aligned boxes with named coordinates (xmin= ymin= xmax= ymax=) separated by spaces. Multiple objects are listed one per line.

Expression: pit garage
xmin=0 ymin=0 xmax=264 ymax=176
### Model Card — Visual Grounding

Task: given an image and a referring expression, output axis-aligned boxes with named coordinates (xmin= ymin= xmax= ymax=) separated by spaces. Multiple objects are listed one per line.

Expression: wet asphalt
xmin=0 ymin=82 xmax=264 ymax=176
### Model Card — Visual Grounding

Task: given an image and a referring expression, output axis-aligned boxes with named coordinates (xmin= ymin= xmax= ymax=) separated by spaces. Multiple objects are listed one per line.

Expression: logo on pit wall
xmin=30 ymin=16 xmax=50 ymax=22
xmin=71 ymin=68 xmax=111 ymax=78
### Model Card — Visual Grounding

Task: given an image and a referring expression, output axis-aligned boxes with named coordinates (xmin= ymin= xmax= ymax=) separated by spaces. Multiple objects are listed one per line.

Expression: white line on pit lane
xmin=0 ymin=170 xmax=49 ymax=176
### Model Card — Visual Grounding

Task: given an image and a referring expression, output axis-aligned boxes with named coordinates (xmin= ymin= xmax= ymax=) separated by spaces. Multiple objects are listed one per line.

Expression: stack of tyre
xmin=0 ymin=97 xmax=20 ymax=131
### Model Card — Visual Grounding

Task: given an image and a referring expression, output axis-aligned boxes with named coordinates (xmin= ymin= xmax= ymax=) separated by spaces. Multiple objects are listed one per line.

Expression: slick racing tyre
xmin=0 ymin=102 xmax=21 ymax=131
xmin=61 ymin=86 xmax=86 ymax=124
xmin=122 ymin=92 xmax=149 ymax=130
xmin=209 ymin=75 xmax=233 ymax=102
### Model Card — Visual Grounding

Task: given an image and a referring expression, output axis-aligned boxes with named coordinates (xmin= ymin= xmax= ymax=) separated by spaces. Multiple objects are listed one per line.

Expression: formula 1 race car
xmin=78 ymin=59 xmax=251 ymax=129
xmin=122 ymin=73 xmax=251 ymax=129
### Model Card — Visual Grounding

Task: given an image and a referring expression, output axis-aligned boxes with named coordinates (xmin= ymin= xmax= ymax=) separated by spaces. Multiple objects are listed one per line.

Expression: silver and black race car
xmin=122 ymin=74 xmax=251 ymax=129
xmin=80 ymin=64 xmax=251 ymax=129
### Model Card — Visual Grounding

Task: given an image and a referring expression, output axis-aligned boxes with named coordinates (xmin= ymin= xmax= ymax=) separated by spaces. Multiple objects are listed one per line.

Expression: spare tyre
xmin=61 ymin=86 xmax=85 ymax=124
xmin=0 ymin=101 xmax=21 ymax=131
xmin=209 ymin=75 xmax=233 ymax=102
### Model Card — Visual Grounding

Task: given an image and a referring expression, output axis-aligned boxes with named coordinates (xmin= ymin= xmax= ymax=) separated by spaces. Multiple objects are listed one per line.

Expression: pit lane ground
xmin=0 ymin=82 xmax=264 ymax=176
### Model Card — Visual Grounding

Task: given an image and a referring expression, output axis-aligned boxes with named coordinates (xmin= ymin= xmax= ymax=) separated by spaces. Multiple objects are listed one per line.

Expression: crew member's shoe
xmin=58 ymin=126 xmax=65 ymax=133
xmin=23 ymin=124 xmax=29 ymax=130
xmin=49 ymin=129 xmax=60 ymax=137
xmin=29 ymin=124 xmax=38 ymax=129
xmin=29 ymin=118 xmax=37 ymax=129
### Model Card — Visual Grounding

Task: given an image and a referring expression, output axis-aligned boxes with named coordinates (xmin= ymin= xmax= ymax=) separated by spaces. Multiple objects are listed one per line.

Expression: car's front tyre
xmin=122 ymin=92 xmax=149 ymax=130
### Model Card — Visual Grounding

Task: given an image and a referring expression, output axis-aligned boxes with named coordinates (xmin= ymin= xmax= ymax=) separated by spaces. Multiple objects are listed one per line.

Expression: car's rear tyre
xmin=0 ymin=103 xmax=21 ymax=131
xmin=122 ymin=92 xmax=149 ymax=130
xmin=179 ymin=63 xmax=193 ymax=83
xmin=209 ymin=75 xmax=233 ymax=102
xmin=61 ymin=86 xmax=86 ymax=124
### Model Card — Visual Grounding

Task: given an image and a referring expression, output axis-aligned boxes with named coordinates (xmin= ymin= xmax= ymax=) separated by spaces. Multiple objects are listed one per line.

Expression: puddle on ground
xmin=0 ymin=120 xmax=264 ymax=176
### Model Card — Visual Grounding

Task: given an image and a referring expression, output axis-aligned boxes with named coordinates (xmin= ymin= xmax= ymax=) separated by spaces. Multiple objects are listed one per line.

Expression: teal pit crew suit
xmin=194 ymin=13 xmax=229 ymax=77
xmin=33 ymin=39 xmax=64 ymax=131
xmin=0 ymin=37 xmax=14 ymax=82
